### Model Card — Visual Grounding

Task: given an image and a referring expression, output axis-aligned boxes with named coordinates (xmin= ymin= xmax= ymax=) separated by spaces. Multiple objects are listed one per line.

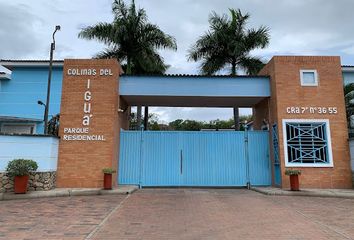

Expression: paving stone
xmin=1 ymin=189 xmax=354 ymax=239
xmin=91 ymin=189 xmax=354 ymax=240
xmin=0 ymin=195 xmax=125 ymax=240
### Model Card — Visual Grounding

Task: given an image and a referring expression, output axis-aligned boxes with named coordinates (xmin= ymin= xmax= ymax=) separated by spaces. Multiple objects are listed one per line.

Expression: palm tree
xmin=188 ymin=9 xmax=270 ymax=130
xmin=78 ymin=0 xmax=177 ymax=128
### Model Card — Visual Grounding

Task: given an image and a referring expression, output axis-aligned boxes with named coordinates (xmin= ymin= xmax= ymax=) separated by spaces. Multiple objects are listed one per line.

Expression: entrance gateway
xmin=119 ymin=130 xmax=270 ymax=187
xmin=56 ymin=57 xmax=353 ymax=189
xmin=117 ymin=72 xmax=271 ymax=187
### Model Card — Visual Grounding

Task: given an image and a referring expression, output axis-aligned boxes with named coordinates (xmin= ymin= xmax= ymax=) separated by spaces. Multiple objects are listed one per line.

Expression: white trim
xmin=0 ymin=123 xmax=37 ymax=134
xmin=0 ymin=61 xmax=63 ymax=70
xmin=300 ymin=69 xmax=318 ymax=86
xmin=0 ymin=73 xmax=11 ymax=80
xmin=282 ymin=119 xmax=333 ymax=168
xmin=342 ymin=66 xmax=354 ymax=72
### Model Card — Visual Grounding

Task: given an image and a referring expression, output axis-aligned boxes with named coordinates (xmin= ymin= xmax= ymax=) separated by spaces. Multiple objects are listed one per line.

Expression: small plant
xmin=102 ymin=168 xmax=116 ymax=174
xmin=285 ymin=169 xmax=301 ymax=176
xmin=6 ymin=159 xmax=38 ymax=177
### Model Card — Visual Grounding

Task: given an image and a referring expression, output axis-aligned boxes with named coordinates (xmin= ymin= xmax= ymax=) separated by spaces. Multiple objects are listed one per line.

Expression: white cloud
xmin=0 ymin=2 xmax=44 ymax=59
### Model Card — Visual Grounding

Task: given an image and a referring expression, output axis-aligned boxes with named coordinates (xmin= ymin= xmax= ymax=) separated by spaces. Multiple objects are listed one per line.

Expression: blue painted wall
xmin=0 ymin=67 xmax=63 ymax=133
xmin=343 ymin=72 xmax=354 ymax=86
xmin=0 ymin=135 xmax=59 ymax=172
xmin=120 ymin=75 xmax=271 ymax=97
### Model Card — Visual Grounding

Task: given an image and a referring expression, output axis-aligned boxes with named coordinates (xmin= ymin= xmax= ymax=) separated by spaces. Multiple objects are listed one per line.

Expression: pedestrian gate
xmin=118 ymin=130 xmax=271 ymax=187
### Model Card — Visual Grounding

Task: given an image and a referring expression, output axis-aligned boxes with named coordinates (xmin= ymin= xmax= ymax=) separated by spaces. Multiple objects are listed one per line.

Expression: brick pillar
xmin=57 ymin=59 xmax=122 ymax=188
xmin=261 ymin=56 xmax=352 ymax=189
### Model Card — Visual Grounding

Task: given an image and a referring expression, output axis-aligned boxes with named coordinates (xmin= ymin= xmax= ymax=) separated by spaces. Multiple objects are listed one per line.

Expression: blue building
xmin=0 ymin=60 xmax=63 ymax=134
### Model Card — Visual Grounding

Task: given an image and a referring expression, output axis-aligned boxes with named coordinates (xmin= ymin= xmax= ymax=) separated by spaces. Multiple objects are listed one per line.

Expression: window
xmin=282 ymin=119 xmax=333 ymax=167
xmin=300 ymin=70 xmax=318 ymax=86
xmin=1 ymin=124 xmax=36 ymax=134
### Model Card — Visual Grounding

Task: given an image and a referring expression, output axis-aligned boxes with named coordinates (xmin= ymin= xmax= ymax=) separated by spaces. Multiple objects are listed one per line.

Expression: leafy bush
xmin=285 ymin=169 xmax=301 ymax=176
xmin=6 ymin=159 xmax=38 ymax=177
xmin=102 ymin=168 xmax=116 ymax=174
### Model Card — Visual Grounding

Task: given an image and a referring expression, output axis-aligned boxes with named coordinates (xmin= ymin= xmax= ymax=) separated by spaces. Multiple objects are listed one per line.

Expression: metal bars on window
xmin=285 ymin=122 xmax=329 ymax=164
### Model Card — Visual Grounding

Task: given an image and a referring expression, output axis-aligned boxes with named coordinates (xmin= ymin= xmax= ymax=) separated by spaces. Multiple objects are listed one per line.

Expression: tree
xmin=129 ymin=112 xmax=160 ymax=130
xmin=168 ymin=116 xmax=252 ymax=131
xmin=188 ymin=9 xmax=270 ymax=130
xmin=344 ymin=83 xmax=354 ymax=136
xmin=168 ymin=119 xmax=184 ymax=130
xmin=78 ymin=0 xmax=177 ymax=128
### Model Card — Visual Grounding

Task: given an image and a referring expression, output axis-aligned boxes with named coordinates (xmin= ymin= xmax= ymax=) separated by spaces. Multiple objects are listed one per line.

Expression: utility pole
xmin=44 ymin=25 xmax=61 ymax=134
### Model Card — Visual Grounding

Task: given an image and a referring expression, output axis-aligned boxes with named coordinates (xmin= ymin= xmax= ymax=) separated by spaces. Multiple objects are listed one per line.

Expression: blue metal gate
xmin=119 ymin=130 xmax=271 ymax=187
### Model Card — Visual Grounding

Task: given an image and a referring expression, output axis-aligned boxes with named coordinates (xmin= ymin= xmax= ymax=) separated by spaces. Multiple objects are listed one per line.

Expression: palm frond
xmin=244 ymin=26 xmax=270 ymax=51
xmin=187 ymin=31 xmax=221 ymax=61
xmin=78 ymin=0 xmax=176 ymax=74
xmin=188 ymin=8 xmax=270 ymax=76
xmin=94 ymin=47 xmax=127 ymax=61
xmin=141 ymin=24 xmax=177 ymax=50
xmin=112 ymin=0 xmax=128 ymax=20
xmin=78 ymin=23 xmax=115 ymax=46
xmin=238 ymin=56 xmax=265 ymax=75
xmin=200 ymin=55 xmax=228 ymax=75
xmin=209 ymin=11 xmax=229 ymax=31
xmin=125 ymin=46 xmax=167 ymax=74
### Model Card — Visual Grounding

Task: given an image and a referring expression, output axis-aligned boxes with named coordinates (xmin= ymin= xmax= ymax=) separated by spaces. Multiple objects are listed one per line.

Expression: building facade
xmin=0 ymin=56 xmax=353 ymax=190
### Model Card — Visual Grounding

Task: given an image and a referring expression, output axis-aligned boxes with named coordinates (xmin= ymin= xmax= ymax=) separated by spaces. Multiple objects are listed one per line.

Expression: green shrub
xmin=6 ymin=159 xmax=38 ymax=177
xmin=102 ymin=168 xmax=116 ymax=174
xmin=285 ymin=169 xmax=301 ymax=176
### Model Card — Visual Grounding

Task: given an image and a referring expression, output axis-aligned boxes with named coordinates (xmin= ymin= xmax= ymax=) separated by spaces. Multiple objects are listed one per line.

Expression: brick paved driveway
xmin=0 ymin=195 xmax=126 ymax=240
xmin=1 ymin=189 xmax=354 ymax=240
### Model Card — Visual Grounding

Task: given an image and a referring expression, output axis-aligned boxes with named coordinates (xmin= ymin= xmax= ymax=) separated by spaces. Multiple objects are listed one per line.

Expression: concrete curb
xmin=0 ymin=186 xmax=138 ymax=201
xmin=252 ymin=187 xmax=354 ymax=199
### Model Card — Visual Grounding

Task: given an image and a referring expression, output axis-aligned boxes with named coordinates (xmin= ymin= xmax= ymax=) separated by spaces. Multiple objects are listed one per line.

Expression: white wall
xmin=0 ymin=135 xmax=59 ymax=172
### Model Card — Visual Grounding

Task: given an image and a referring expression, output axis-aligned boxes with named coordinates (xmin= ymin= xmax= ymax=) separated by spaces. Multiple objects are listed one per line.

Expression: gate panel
xmin=118 ymin=131 xmax=141 ymax=185
xmin=181 ymin=132 xmax=246 ymax=186
xmin=248 ymin=131 xmax=271 ymax=186
xmin=142 ymin=132 xmax=181 ymax=186
xmin=119 ymin=130 xmax=271 ymax=187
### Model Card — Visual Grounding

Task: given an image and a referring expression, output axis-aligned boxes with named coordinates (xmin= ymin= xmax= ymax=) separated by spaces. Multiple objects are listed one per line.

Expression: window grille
xmin=272 ymin=124 xmax=279 ymax=164
xmin=285 ymin=122 xmax=329 ymax=164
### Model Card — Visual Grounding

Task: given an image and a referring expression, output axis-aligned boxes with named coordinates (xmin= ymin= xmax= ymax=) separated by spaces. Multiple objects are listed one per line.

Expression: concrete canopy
xmin=119 ymin=75 xmax=270 ymax=107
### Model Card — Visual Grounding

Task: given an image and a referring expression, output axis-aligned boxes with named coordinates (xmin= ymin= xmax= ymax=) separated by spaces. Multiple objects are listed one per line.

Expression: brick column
xmin=261 ymin=56 xmax=352 ymax=189
xmin=57 ymin=59 xmax=122 ymax=188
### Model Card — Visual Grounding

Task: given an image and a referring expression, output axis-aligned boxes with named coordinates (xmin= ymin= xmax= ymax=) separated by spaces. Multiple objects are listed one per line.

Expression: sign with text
xmin=286 ymin=106 xmax=338 ymax=115
xmin=61 ymin=68 xmax=114 ymax=141
xmin=57 ymin=59 xmax=121 ymax=188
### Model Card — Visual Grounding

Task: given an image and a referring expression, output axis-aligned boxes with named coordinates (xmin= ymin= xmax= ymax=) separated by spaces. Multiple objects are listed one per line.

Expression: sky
xmin=1 ymin=0 xmax=354 ymax=122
